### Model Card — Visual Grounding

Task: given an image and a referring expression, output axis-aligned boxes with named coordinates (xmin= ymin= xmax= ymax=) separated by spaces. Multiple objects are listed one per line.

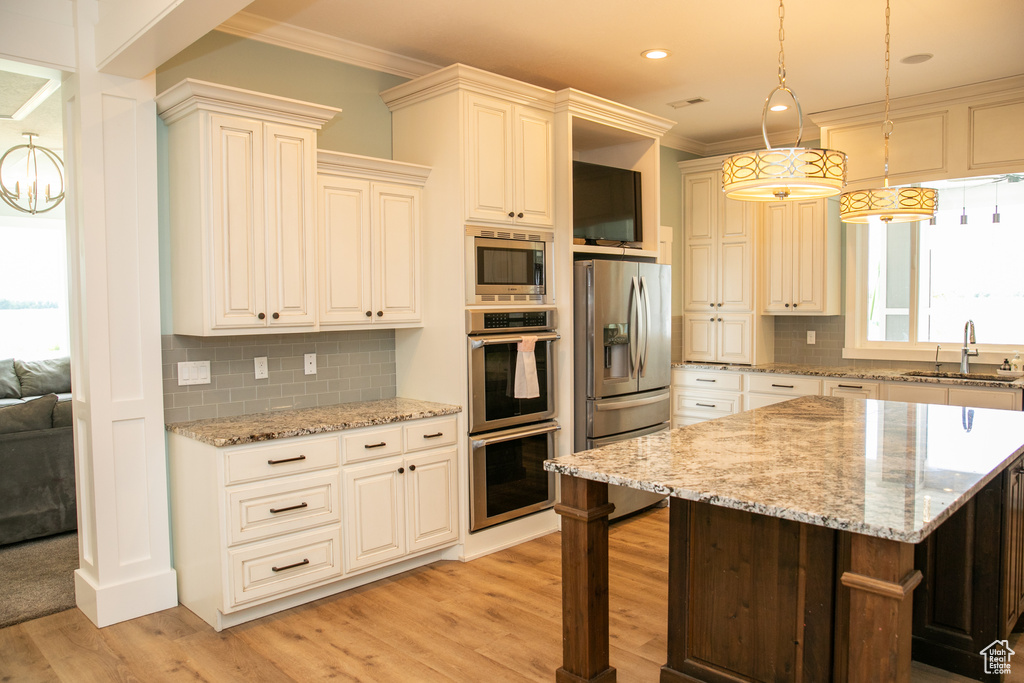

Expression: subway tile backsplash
xmin=161 ymin=330 xmax=396 ymax=424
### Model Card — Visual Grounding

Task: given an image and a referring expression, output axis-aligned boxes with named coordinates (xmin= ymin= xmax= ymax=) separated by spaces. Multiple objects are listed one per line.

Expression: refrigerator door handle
xmin=639 ymin=275 xmax=651 ymax=377
xmin=629 ymin=276 xmax=641 ymax=379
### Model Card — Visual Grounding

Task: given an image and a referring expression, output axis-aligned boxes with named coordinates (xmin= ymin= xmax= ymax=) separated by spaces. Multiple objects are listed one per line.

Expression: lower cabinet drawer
xmin=227 ymin=473 xmax=341 ymax=546
xmin=822 ymin=379 xmax=881 ymax=399
xmin=227 ymin=527 xmax=342 ymax=609
xmin=673 ymin=391 xmax=741 ymax=418
xmin=404 ymin=417 xmax=458 ymax=452
xmin=746 ymin=374 xmax=821 ymax=396
xmin=224 ymin=436 xmax=340 ymax=485
xmin=342 ymin=426 xmax=404 ymax=464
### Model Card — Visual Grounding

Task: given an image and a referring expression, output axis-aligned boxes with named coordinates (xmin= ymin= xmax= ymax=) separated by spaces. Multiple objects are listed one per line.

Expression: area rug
xmin=0 ymin=531 xmax=78 ymax=629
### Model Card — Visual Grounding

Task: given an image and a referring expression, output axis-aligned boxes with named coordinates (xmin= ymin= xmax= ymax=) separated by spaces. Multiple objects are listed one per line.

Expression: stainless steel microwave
xmin=466 ymin=227 xmax=552 ymax=304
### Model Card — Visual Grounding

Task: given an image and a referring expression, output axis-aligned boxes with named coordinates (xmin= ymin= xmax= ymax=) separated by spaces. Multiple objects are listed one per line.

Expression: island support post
xmin=554 ymin=475 xmax=616 ymax=683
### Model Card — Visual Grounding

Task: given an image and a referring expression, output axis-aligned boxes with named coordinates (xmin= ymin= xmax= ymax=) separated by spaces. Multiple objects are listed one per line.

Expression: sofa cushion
xmin=15 ymin=357 xmax=71 ymax=396
xmin=0 ymin=394 xmax=58 ymax=435
xmin=52 ymin=400 xmax=73 ymax=428
xmin=0 ymin=358 xmax=19 ymax=399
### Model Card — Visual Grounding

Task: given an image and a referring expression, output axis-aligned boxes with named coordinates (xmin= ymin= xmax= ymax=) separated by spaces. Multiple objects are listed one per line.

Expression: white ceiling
xmin=238 ymin=0 xmax=1024 ymax=151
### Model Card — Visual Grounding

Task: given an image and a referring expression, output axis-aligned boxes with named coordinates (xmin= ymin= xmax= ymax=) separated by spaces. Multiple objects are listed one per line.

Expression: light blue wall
xmin=661 ymin=146 xmax=700 ymax=316
xmin=155 ymin=32 xmax=410 ymax=333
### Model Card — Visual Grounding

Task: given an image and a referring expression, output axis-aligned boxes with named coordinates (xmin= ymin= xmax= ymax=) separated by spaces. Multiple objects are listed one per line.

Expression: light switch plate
xmin=177 ymin=360 xmax=211 ymax=386
xmin=254 ymin=356 xmax=269 ymax=380
xmin=807 ymin=331 xmax=816 ymax=344
xmin=304 ymin=353 xmax=317 ymax=375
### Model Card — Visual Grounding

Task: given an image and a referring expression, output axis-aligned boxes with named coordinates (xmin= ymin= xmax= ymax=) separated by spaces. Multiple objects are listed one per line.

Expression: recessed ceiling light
xmin=642 ymin=49 xmax=671 ymax=60
xmin=900 ymin=53 xmax=933 ymax=64
xmin=769 ymin=104 xmax=788 ymax=112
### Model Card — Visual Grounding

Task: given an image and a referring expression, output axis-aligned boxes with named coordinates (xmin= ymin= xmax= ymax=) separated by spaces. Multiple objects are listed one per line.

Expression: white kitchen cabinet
xmin=822 ymin=379 xmax=882 ymax=399
xmin=679 ymin=158 xmax=773 ymax=364
xmin=885 ymin=383 xmax=948 ymax=405
xmin=746 ymin=373 xmax=822 ymax=409
xmin=316 ymin=153 xmax=429 ymax=328
xmin=167 ymin=413 xmax=460 ymax=631
xmin=465 ymin=93 xmax=553 ymax=228
xmin=671 ymin=368 xmax=744 ymax=427
xmin=157 ymin=80 xmax=339 ymax=336
xmin=762 ymin=198 xmax=840 ymax=315
xmin=886 ymin=382 xmax=1022 ymax=410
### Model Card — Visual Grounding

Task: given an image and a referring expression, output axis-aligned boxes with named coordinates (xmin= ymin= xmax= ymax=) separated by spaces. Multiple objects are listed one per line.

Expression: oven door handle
xmin=471 ymin=422 xmax=561 ymax=449
xmin=470 ymin=332 xmax=560 ymax=348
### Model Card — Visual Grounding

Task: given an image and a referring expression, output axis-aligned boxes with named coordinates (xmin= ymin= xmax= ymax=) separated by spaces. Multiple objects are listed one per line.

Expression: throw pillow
xmin=0 ymin=394 xmax=58 ymax=435
xmin=52 ymin=399 xmax=73 ymax=428
xmin=15 ymin=357 xmax=71 ymax=396
xmin=0 ymin=358 xmax=19 ymax=399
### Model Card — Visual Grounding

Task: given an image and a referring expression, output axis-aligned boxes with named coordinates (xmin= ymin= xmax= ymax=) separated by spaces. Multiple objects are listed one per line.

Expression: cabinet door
xmin=947 ymin=387 xmax=1019 ymax=410
xmin=405 ymin=448 xmax=458 ymax=553
xmin=684 ymin=315 xmax=716 ymax=362
xmin=466 ymin=95 xmax=514 ymax=224
xmin=886 ymin=383 xmax=947 ymax=404
xmin=762 ymin=202 xmax=791 ymax=313
xmin=684 ymin=241 xmax=715 ymax=311
xmin=790 ymin=199 xmax=825 ymax=313
xmin=718 ymin=199 xmax=755 ymax=312
xmin=513 ymin=106 xmax=554 ymax=227
xmin=1004 ymin=457 xmax=1024 ymax=636
xmin=264 ymin=123 xmax=317 ymax=328
xmin=318 ymin=177 xmax=373 ymax=324
xmin=717 ymin=314 xmax=752 ymax=364
xmin=372 ymin=183 xmax=421 ymax=324
xmin=683 ymin=171 xmax=718 ymax=241
xmin=343 ymin=459 xmax=406 ymax=572
xmin=209 ymin=114 xmax=266 ymax=329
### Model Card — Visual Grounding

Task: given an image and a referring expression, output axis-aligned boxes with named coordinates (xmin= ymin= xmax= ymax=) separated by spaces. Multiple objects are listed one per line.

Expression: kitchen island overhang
xmin=544 ymin=396 xmax=1024 ymax=683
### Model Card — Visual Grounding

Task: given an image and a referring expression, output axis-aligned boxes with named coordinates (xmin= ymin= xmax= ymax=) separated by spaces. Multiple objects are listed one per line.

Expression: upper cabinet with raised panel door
xmin=679 ymin=157 xmax=773 ymax=365
xmin=761 ymin=198 xmax=841 ymax=315
xmin=316 ymin=152 xmax=430 ymax=328
xmin=465 ymin=93 xmax=554 ymax=228
xmin=157 ymin=80 xmax=340 ymax=336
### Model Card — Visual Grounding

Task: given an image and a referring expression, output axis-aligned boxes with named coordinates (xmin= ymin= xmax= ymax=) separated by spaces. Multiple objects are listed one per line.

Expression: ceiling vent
xmin=668 ymin=97 xmax=708 ymax=109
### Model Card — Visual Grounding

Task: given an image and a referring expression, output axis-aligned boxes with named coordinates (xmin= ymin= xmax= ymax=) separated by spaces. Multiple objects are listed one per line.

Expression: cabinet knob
xmin=409 ymin=464 xmax=416 ymax=471
xmin=792 ymin=303 xmax=798 ymax=309
xmin=717 ymin=303 xmax=722 ymax=307
xmin=272 ymin=312 xmax=280 ymax=319
xmin=398 ymin=467 xmax=405 ymax=474
xmin=785 ymin=303 xmax=790 ymax=308
xmin=508 ymin=211 xmax=515 ymax=218
xmin=365 ymin=311 xmax=372 ymax=317
xmin=258 ymin=312 xmax=266 ymax=320
xmin=376 ymin=311 xmax=383 ymax=317
xmin=709 ymin=303 xmax=714 ymax=308
xmin=517 ymin=212 xmax=524 ymax=218
xmin=718 ymin=318 xmax=722 ymax=322
xmin=709 ymin=317 xmax=715 ymax=322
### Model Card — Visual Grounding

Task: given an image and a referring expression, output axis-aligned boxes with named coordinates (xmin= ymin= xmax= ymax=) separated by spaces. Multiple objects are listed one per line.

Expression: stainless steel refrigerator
xmin=573 ymin=259 xmax=671 ymax=519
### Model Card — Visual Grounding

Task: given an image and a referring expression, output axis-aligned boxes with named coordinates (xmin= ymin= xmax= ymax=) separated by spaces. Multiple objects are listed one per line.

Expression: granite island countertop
xmin=544 ymin=395 xmax=1024 ymax=542
xmin=672 ymin=361 xmax=1024 ymax=389
xmin=166 ymin=397 xmax=461 ymax=447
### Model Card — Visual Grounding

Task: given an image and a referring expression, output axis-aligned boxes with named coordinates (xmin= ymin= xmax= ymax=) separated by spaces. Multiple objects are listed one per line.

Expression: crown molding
xmin=554 ymin=89 xmax=675 ymax=141
xmin=156 ymin=78 xmax=342 ymax=127
xmin=381 ymin=63 xmax=556 ymax=111
xmin=659 ymin=132 xmax=707 ymax=155
xmin=317 ymin=150 xmax=431 ymax=185
xmin=216 ymin=12 xmax=441 ymax=80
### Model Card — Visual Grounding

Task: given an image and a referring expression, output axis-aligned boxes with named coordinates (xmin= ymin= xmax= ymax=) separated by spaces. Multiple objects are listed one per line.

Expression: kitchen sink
xmin=902 ymin=370 xmax=1018 ymax=383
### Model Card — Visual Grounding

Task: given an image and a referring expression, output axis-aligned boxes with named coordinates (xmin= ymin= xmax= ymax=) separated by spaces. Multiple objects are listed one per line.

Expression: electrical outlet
xmin=807 ymin=331 xmax=816 ymax=345
xmin=177 ymin=360 xmax=211 ymax=386
xmin=254 ymin=356 xmax=269 ymax=380
xmin=304 ymin=353 xmax=317 ymax=375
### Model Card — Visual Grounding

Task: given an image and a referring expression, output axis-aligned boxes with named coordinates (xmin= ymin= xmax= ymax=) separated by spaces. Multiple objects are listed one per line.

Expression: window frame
xmin=844 ymin=222 xmax=1020 ymax=365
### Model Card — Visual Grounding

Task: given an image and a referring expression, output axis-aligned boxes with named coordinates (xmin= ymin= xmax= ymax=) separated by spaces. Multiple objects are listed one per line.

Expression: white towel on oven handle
xmin=514 ymin=335 xmax=540 ymax=399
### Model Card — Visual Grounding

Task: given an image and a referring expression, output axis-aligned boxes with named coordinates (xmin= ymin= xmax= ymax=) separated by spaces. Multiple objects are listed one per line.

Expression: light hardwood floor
xmin=0 ymin=508 xmax=1006 ymax=682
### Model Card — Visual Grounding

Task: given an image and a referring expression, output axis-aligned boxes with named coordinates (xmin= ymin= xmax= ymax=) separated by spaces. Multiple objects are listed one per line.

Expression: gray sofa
xmin=0 ymin=357 xmax=76 ymax=546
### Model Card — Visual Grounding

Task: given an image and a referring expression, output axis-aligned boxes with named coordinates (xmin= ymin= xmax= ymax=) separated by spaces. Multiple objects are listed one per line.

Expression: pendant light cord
xmin=882 ymin=0 xmax=893 ymax=188
xmin=777 ymin=0 xmax=786 ymax=88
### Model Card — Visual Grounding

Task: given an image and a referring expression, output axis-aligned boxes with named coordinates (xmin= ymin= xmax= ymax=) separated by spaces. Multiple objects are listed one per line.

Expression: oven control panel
xmin=466 ymin=308 xmax=557 ymax=334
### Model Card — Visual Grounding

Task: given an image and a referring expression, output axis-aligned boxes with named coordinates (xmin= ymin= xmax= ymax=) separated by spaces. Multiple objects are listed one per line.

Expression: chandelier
xmin=839 ymin=0 xmax=937 ymax=223
xmin=0 ymin=133 xmax=65 ymax=215
xmin=722 ymin=0 xmax=847 ymax=201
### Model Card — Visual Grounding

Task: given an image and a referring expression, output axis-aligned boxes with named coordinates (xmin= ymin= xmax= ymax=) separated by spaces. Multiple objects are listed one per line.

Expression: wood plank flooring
xmin=0 ymin=508 xmax=1002 ymax=682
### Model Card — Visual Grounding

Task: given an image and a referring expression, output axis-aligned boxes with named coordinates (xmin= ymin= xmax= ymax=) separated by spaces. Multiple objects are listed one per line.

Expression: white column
xmin=63 ymin=0 xmax=177 ymax=627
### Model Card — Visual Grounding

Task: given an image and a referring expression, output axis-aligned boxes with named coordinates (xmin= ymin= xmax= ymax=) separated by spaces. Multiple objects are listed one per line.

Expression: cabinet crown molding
xmin=380 ymin=63 xmax=556 ymax=112
xmin=555 ymin=89 xmax=676 ymax=141
xmin=156 ymin=78 xmax=342 ymax=128
xmin=316 ymin=150 xmax=431 ymax=186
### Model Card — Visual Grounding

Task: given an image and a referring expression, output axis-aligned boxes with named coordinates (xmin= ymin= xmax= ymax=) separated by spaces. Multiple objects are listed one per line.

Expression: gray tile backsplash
xmin=162 ymin=330 xmax=396 ymax=424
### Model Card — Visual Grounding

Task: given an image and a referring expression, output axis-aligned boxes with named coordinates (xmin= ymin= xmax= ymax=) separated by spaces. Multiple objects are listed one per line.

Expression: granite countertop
xmin=545 ymin=395 xmax=1024 ymax=542
xmin=166 ymin=397 xmax=462 ymax=447
xmin=673 ymin=361 xmax=1024 ymax=389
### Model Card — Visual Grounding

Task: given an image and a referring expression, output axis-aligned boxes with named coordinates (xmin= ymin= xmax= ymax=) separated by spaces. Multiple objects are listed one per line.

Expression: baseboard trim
xmin=75 ymin=567 xmax=178 ymax=628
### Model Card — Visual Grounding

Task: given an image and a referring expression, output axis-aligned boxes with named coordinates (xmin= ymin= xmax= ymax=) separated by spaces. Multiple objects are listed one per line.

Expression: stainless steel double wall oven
xmin=466 ymin=308 xmax=559 ymax=531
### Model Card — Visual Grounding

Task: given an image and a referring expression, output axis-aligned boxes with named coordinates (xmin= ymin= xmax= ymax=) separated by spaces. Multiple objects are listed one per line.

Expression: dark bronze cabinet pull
xmin=272 ymin=312 xmax=280 ymax=319
xmin=398 ymin=467 xmax=405 ymax=474
xmin=837 ymin=384 xmax=863 ymax=389
xmin=267 ymin=454 xmax=306 ymax=465
xmin=423 ymin=432 xmax=443 ymax=439
xmin=258 ymin=312 xmax=266 ymax=319
xmin=376 ymin=311 xmax=383 ymax=317
xmin=695 ymin=378 xmax=716 ymax=383
xmin=696 ymin=402 xmax=717 ymax=408
xmin=365 ymin=311 xmax=372 ymax=317
xmin=771 ymin=383 xmax=795 ymax=389
xmin=364 ymin=442 xmax=387 ymax=449
xmin=409 ymin=464 xmax=416 ymax=471
xmin=508 ymin=211 xmax=515 ymax=218
xmin=272 ymin=558 xmax=309 ymax=573
xmin=269 ymin=502 xmax=308 ymax=514
xmin=517 ymin=212 xmax=524 ymax=218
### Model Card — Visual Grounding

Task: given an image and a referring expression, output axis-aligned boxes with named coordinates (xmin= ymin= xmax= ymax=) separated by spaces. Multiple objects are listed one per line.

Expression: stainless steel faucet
xmin=961 ymin=320 xmax=979 ymax=373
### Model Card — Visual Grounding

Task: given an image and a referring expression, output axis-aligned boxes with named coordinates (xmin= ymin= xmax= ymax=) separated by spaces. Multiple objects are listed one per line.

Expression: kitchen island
xmin=544 ymin=395 xmax=1024 ymax=682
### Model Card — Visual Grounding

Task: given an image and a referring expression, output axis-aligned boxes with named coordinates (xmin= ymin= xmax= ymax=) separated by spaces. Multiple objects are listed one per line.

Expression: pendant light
xmin=960 ymin=186 xmax=968 ymax=225
xmin=839 ymin=0 xmax=937 ymax=223
xmin=993 ymin=181 xmax=1000 ymax=223
xmin=722 ymin=0 xmax=847 ymax=201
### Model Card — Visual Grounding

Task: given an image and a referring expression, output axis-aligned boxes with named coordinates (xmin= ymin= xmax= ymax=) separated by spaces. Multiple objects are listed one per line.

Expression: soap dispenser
xmin=1012 ymin=352 xmax=1022 ymax=373
xmin=1001 ymin=358 xmax=1012 ymax=371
